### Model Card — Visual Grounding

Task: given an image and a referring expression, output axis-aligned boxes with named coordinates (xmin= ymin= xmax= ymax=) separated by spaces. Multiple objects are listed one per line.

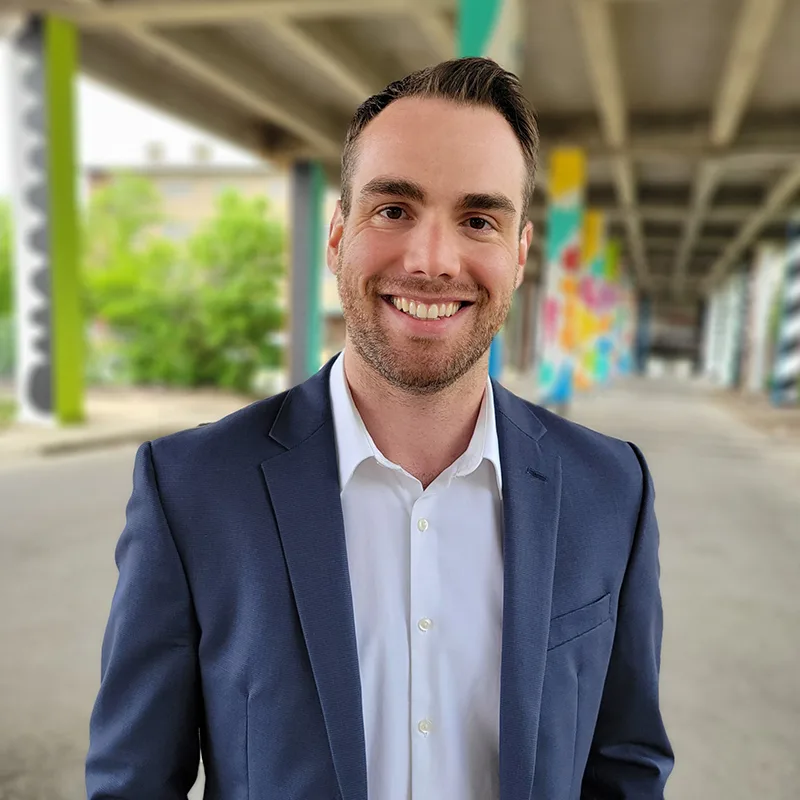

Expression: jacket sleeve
xmin=581 ymin=442 xmax=674 ymax=798
xmin=86 ymin=441 xmax=200 ymax=799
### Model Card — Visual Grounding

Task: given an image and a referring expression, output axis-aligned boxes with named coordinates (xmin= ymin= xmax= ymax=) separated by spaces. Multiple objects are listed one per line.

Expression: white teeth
xmin=390 ymin=297 xmax=462 ymax=319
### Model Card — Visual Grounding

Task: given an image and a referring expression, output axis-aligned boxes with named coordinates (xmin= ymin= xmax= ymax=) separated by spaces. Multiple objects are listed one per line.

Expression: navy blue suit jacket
xmin=87 ymin=358 xmax=673 ymax=799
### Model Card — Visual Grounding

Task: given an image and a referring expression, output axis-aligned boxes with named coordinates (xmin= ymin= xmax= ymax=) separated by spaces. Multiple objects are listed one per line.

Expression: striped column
xmin=772 ymin=222 xmax=800 ymax=405
xmin=459 ymin=0 xmax=522 ymax=379
xmin=535 ymin=148 xmax=587 ymax=406
xmin=11 ymin=16 xmax=82 ymax=424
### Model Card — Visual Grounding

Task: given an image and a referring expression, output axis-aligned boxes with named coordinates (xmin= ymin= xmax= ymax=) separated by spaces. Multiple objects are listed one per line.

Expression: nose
xmin=401 ymin=216 xmax=462 ymax=279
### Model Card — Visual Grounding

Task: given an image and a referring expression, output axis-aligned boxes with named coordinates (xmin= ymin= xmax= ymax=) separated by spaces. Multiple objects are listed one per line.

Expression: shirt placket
xmin=408 ymin=486 xmax=442 ymax=800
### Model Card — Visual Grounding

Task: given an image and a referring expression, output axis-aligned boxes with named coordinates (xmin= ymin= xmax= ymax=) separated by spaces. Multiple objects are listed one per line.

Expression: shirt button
xmin=418 ymin=618 xmax=433 ymax=632
xmin=417 ymin=518 xmax=429 ymax=532
xmin=418 ymin=719 xmax=433 ymax=736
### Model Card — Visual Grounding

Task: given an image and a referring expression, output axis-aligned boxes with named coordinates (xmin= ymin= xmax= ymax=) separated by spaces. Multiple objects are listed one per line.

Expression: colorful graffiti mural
xmin=536 ymin=149 xmax=586 ymax=404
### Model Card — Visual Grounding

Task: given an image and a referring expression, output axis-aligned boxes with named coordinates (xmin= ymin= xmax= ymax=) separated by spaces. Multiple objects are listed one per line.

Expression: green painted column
xmin=458 ymin=0 xmax=522 ymax=379
xmin=289 ymin=160 xmax=325 ymax=386
xmin=11 ymin=16 xmax=82 ymax=424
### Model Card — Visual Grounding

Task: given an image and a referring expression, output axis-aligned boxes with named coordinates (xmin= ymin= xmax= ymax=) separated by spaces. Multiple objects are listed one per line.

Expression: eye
xmin=467 ymin=217 xmax=493 ymax=231
xmin=379 ymin=206 xmax=406 ymax=221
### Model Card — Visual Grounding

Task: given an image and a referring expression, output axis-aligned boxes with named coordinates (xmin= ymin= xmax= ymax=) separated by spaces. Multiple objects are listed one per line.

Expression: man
xmin=87 ymin=57 xmax=673 ymax=799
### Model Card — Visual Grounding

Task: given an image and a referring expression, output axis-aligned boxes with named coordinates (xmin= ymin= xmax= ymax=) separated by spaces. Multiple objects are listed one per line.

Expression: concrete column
xmin=288 ymin=160 xmax=325 ymax=387
xmin=11 ymin=16 xmax=82 ymax=424
xmin=711 ymin=271 xmax=747 ymax=389
xmin=597 ymin=236 xmax=621 ymax=385
xmin=458 ymin=0 xmax=522 ymax=379
xmin=635 ymin=294 xmax=652 ymax=374
xmin=745 ymin=245 xmax=783 ymax=394
xmin=700 ymin=294 xmax=716 ymax=378
xmin=772 ymin=218 xmax=800 ymax=405
xmin=575 ymin=209 xmax=607 ymax=390
xmin=614 ymin=270 xmax=636 ymax=377
xmin=535 ymin=149 xmax=587 ymax=406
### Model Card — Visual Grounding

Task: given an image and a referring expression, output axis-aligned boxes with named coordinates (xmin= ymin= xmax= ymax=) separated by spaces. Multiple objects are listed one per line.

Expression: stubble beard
xmin=336 ymin=250 xmax=515 ymax=395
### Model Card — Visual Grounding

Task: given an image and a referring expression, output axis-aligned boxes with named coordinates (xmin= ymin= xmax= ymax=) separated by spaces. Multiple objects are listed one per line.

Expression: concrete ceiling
xmin=8 ymin=0 xmax=800 ymax=303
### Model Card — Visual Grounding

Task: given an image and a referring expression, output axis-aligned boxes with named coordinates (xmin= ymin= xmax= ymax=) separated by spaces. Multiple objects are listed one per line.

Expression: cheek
xmin=344 ymin=230 xmax=403 ymax=275
xmin=465 ymin=250 xmax=518 ymax=296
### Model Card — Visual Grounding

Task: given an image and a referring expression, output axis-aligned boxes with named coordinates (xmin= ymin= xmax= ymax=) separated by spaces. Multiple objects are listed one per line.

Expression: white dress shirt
xmin=329 ymin=352 xmax=504 ymax=800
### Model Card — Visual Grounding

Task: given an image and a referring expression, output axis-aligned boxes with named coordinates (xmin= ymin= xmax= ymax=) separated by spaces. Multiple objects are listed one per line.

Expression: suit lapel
xmin=493 ymin=383 xmax=562 ymax=800
xmin=261 ymin=361 xmax=367 ymax=800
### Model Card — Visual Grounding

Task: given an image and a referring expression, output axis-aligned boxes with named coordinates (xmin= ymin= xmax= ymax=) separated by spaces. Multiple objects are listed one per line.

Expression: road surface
xmin=1 ymin=377 xmax=798 ymax=798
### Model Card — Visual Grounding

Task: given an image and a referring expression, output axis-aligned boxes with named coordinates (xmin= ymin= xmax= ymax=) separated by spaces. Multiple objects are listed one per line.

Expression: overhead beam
xmin=539 ymin=140 xmax=800 ymax=165
xmin=671 ymin=160 xmax=723 ymax=297
xmin=705 ymin=162 xmax=800 ymax=291
xmin=532 ymin=204 xmax=799 ymax=225
xmin=122 ymin=27 xmax=343 ymax=159
xmin=572 ymin=0 xmax=626 ymax=147
xmin=573 ymin=0 xmax=650 ymax=287
xmin=81 ymin=37 xmax=276 ymax=157
xmin=613 ymin=155 xmax=650 ymax=287
xmin=674 ymin=0 xmax=785 ymax=299
xmin=262 ymin=21 xmax=379 ymax=105
xmin=5 ymin=0 xmax=455 ymax=26
xmin=411 ymin=11 xmax=455 ymax=62
xmin=710 ymin=0 xmax=785 ymax=147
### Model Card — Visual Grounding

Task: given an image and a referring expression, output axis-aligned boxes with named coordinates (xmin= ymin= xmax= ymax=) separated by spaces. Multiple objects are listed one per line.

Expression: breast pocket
xmin=547 ymin=593 xmax=611 ymax=651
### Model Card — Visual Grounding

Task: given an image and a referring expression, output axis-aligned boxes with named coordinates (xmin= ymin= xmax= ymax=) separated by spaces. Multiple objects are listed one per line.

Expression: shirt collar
xmin=329 ymin=351 xmax=503 ymax=494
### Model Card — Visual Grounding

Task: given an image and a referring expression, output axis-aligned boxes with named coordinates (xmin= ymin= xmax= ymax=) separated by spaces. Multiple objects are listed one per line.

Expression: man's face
xmin=328 ymin=96 xmax=533 ymax=394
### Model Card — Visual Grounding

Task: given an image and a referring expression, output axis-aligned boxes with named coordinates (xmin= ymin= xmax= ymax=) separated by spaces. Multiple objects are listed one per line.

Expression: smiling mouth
xmin=382 ymin=295 xmax=473 ymax=321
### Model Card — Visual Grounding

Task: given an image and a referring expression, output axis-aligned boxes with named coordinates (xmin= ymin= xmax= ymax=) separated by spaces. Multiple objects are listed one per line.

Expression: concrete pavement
xmin=0 ymin=386 xmax=251 ymax=466
xmin=1 ymin=377 xmax=799 ymax=798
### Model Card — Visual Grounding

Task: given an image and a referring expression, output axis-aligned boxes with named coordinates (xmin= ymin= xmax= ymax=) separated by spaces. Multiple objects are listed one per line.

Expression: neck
xmin=342 ymin=346 xmax=489 ymax=488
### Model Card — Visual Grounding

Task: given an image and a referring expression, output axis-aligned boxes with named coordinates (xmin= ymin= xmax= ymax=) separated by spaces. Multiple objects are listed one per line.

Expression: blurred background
xmin=1 ymin=0 xmax=799 ymax=797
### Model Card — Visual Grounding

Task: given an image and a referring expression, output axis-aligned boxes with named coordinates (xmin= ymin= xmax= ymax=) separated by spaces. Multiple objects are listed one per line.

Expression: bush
xmin=85 ymin=178 xmax=285 ymax=394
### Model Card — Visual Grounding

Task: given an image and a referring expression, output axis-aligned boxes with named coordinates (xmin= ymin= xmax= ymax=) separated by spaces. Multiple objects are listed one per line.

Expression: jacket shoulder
xmin=504 ymin=390 xmax=644 ymax=485
xmin=147 ymin=390 xmax=290 ymax=471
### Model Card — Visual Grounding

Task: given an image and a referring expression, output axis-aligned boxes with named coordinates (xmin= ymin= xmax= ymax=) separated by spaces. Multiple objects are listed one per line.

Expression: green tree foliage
xmin=85 ymin=178 xmax=285 ymax=393
xmin=83 ymin=173 xmax=164 ymax=274
xmin=0 ymin=199 xmax=12 ymax=317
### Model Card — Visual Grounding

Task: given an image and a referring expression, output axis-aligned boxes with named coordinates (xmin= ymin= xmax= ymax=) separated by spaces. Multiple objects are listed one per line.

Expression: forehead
xmin=351 ymin=96 xmax=527 ymax=207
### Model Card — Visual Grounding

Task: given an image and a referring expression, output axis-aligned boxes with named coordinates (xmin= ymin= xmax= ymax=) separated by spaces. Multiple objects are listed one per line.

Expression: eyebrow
xmin=358 ymin=176 xmax=517 ymax=221
xmin=455 ymin=192 xmax=517 ymax=219
xmin=359 ymin=177 xmax=426 ymax=204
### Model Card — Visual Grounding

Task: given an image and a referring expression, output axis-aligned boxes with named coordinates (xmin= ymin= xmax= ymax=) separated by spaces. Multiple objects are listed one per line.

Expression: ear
xmin=327 ymin=200 xmax=345 ymax=274
xmin=515 ymin=220 xmax=534 ymax=289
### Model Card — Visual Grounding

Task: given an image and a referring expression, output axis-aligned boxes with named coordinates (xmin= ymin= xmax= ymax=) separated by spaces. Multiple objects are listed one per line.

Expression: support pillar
xmin=289 ymin=160 xmax=325 ymax=387
xmin=535 ymin=148 xmax=587 ymax=409
xmin=597 ymin=236 xmax=620 ymax=385
xmin=575 ymin=209 xmax=606 ymax=391
xmin=458 ymin=0 xmax=522 ymax=380
xmin=635 ymin=295 xmax=652 ymax=375
xmin=11 ymin=16 xmax=82 ymax=424
xmin=772 ymin=217 xmax=800 ymax=405
xmin=614 ymin=267 xmax=636 ymax=378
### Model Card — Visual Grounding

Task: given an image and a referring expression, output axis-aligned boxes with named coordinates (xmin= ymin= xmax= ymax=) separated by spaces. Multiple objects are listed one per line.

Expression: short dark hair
xmin=340 ymin=57 xmax=539 ymax=227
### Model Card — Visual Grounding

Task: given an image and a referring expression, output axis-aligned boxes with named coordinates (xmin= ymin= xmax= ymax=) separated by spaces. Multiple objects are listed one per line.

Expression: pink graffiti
xmin=579 ymin=276 xmax=619 ymax=311
xmin=543 ymin=298 xmax=560 ymax=342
